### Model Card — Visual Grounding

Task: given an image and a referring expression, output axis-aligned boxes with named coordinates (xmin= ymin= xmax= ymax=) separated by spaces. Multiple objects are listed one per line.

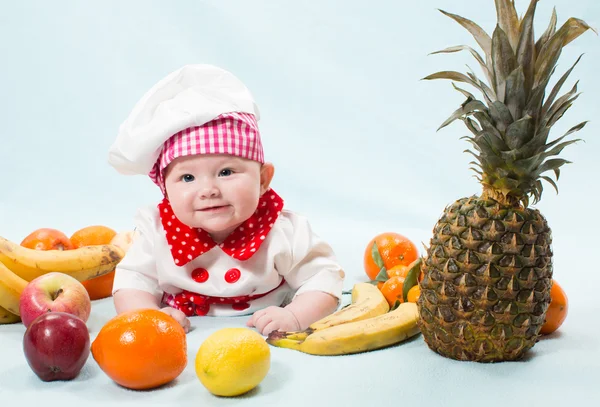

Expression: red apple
xmin=23 ymin=312 xmax=90 ymax=381
xmin=19 ymin=272 xmax=91 ymax=328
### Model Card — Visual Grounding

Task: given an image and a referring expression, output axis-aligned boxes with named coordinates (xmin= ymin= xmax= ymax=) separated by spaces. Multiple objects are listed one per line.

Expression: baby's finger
xmin=255 ymin=314 xmax=273 ymax=334
xmin=181 ymin=317 xmax=191 ymax=333
xmin=247 ymin=310 xmax=263 ymax=326
xmin=261 ymin=320 xmax=280 ymax=336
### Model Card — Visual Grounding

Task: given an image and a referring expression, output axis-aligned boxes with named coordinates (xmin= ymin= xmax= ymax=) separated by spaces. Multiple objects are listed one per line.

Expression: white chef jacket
xmin=112 ymin=205 xmax=345 ymax=317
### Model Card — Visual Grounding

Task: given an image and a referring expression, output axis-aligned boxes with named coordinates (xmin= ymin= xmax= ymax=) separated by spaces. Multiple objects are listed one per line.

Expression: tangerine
xmin=20 ymin=228 xmax=74 ymax=251
xmin=380 ymin=276 xmax=406 ymax=307
xmin=387 ymin=264 xmax=410 ymax=279
xmin=70 ymin=225 xmax=117 ymax=300
xmin=70 ymin=225 xmax=117 ymax=248
xmin=540 ymin=280 xmax=568 ymax=335
xmin=364 ymin=232 xmax=418 ymax=281
xmin=91 ymin=309 xmax=187 ymax=390
xmin=406 ymin=285 xmax=421 ymax=303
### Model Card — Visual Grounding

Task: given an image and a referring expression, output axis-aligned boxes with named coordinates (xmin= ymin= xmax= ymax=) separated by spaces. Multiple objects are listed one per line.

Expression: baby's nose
xmin=199 ymin=185 xmax=220 ymax=198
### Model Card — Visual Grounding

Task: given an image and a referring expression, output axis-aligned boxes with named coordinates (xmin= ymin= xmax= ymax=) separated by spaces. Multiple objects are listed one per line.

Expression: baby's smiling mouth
xmin=199 ymin=205 xmax=229 ymax=212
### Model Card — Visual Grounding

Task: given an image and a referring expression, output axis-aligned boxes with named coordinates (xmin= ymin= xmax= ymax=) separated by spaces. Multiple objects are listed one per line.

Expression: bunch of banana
xmin=267 ymin=302 xmax=421 ymax=356
xmin=0 ymin=236 xmax=124 ymax=282
xmin=0 ymin=260 xmax=28 ymax=318
xmin=0 ymin=305 xmax=21 ymax=324
xmin=0 ymin=236 xmax=126 ymax=324
xmin=282 ymin=282 xmax=390 ymax=342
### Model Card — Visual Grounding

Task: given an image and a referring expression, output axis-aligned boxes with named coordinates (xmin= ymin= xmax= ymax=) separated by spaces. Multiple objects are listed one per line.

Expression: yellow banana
xmin=310 ymin=282 xmax=390 ymax=330
xmin=283 ymin=282 xmax=389 ymax=341
xmin=0 ymin=236 xmax=125 ymax=282
xmin=0 ymin=305 xmax=20 ymax=324
xmin=266 ymin=302 xmax=421 ymax=355
xmin=0 ymin=260 xmax=28 ymax=315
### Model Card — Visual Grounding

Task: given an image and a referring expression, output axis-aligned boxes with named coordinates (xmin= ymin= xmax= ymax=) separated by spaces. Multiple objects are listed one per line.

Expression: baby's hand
xmin=160 ymin=306 xmax=191 ymax=333
xmin=246 ymin=306 xmax=301 ymax=336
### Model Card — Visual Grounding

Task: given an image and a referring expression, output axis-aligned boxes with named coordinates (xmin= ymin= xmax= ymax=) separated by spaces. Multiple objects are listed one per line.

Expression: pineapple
xmin=418 ymin=0 xmax=594 ymax=362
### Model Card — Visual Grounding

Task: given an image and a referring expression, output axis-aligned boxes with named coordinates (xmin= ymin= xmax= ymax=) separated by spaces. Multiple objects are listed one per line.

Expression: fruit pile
xmin=20 ymin=226 xmax=136 ymax=300
xmin=0 ymin=227 xmax=130 ymax=326
xmin=363 ymin=232 xmax=421 ymax=308
xmin=0 ymin=225 xmax=137 ymax=380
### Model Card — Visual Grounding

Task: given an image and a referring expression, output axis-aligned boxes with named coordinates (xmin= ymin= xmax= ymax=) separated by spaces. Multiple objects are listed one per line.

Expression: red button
xmin=191 ymin=268 xmax=209 ymax=283
xmin=224 ymin=268 xmax=241 ymax=283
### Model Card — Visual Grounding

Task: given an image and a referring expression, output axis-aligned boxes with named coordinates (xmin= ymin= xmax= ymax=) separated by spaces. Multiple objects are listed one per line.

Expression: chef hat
xmin=148 ymin=111 xmax=264 ymax=193
xmin=107 ymin=64 xmax=261 ymax=177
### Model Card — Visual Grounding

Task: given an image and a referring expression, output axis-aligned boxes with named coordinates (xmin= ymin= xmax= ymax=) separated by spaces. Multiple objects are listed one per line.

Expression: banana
xmin=0 ymin=260 xmax=28 ymax=315
xmin=280 ymin=282 xmax=390 ymax=341
xmin=0 ymin=305 xmax=21 ymax=324
xmin=0 ymin=236 xmax=125 ymax=282
xmin=266 ymin=302 xmax=421 ymax=355
xmin=311 ymin=282 xmax=390 ymax=330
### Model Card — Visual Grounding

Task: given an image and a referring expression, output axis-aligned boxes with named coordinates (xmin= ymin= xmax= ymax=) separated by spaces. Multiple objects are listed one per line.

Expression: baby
xmin=107 ymin=64 xmax=345 ymax=335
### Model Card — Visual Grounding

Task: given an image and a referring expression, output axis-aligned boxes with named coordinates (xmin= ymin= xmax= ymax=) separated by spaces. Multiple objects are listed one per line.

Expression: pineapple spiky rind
xmin=418 ymin=0 xmax=593 ymax=362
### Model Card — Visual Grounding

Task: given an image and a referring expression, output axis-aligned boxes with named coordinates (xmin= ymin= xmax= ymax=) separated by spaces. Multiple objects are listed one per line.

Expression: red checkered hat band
xmin=149 ymin=112 xmax=264 ymax=191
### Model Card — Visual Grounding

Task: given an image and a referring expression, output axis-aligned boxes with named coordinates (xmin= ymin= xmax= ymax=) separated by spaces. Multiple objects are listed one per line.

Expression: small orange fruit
xmin=91 ymin=309 xmax=187 ymax=390
xmin=20 ymin=228 xmax=74 ymax=251
xmin=70 ymin=225 xmax=117 ymax=300
xmin=70 ymin=225 xmax=117 ymax=248
xmin=364 ymin=232 xmax=419 ymax=281
xmin=380 ymin=276 xmax=406 ymax=307
xmin=406 ymin=285 xmax=421 ymax=303
xmin=377 ymin=266 xmax=409 ymax=289
xmin=387 ymin=264 xmax=410 ymax=279
xmin=540 ymin=280 xmax=568 ymax=335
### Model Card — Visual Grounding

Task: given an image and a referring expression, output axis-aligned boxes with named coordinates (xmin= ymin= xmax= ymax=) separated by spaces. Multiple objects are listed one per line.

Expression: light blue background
xmin=1 ymin=0 xmax=599 ymax=405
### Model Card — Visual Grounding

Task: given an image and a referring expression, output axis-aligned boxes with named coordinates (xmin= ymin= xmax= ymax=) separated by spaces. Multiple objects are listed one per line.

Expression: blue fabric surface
xmin=1 ymin=225 xmax=598 ymax=406
xmin=1 ymin=0 xmax=599 ymax=405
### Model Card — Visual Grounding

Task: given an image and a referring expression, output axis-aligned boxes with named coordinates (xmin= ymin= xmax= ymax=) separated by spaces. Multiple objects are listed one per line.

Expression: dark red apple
xmin=23 ymin=312 xmax=90 ymax=381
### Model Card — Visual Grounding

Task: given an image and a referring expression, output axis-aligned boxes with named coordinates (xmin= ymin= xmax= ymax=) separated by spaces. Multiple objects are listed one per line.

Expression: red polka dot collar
xmin=158 ymin=189 xmax=284 ymax=266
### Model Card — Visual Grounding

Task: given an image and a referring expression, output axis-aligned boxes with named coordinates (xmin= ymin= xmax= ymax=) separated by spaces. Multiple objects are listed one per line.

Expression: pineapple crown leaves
xmin=423 ymin=0 xmax=596 ymax=206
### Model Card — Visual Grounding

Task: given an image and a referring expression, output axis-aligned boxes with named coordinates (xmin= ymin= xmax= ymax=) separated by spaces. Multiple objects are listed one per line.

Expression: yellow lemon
xmin=195 ymin=328 xmax=270 ymax=397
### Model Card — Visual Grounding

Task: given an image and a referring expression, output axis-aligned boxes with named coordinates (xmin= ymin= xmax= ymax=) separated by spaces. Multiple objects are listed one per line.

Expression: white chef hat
xmin=107 ymin=64 xmax=260 ymax=176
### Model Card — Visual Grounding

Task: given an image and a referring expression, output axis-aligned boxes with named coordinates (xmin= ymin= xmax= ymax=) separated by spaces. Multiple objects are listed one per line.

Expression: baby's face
xmin=164 ymin=154 xmax=269 ymax=242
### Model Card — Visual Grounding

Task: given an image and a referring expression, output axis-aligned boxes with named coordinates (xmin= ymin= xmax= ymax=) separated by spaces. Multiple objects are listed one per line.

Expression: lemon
xmin=195 ymin=328 xmax=270 ymax=397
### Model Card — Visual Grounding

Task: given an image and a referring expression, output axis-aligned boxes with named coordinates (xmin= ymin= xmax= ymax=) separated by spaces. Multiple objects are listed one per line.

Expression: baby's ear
xmin=260 ymin=162 xmax=275 ymax=195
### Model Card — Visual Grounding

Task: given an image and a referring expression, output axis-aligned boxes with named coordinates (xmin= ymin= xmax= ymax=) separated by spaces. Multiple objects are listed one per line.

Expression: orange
xmin=377 ymin=265 xmax=410 ymax=290
xmin=406 ymin=285 xmax=421 ymax=303
xmin=91 ymin=309 xmax=187 ymax=390
xmin=20 ymin=228 xmax=74 ymax=251
xmin=380 ymin=276 xmax=406 ymax=308
xmin=70 ymin=225 xmax=117 ymax=248
xmin=70 ymin=225 xmax=117 ymax=300
xmin=540 ymin=280 xmax=568 ymax=335
xmin=387 ymin=264 xmax=410 ymax=279
xmin=364 ymin=232 xmax=419 ymax=280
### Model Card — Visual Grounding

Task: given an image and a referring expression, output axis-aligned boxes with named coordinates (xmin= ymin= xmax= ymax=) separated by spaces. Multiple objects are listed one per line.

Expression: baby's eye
xmin=181 ymin=174 xmax=195 ymax=182
xmin=219 ymin=168 xmax=234 ymax=177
